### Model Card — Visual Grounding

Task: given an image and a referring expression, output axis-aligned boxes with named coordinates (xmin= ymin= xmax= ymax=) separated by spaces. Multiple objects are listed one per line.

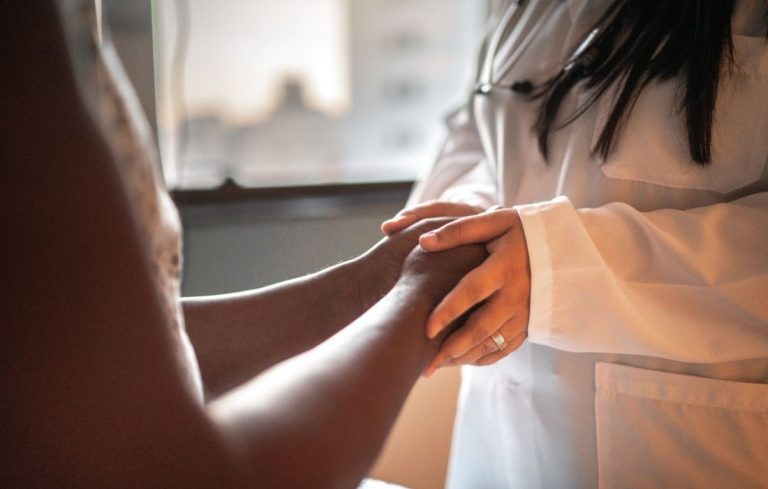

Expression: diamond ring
xmin=491 ymin=332 xmax=507 ymax=351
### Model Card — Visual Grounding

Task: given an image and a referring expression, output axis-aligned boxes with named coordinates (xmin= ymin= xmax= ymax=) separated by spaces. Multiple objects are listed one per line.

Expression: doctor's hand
xmin=381 ymin=201 xmax=484 ymax=236
xmin=419 ymin=207 xmax=531 ymax=376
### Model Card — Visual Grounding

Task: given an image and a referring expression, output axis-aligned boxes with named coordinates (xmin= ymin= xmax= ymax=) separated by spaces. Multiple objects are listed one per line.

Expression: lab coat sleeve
xmin=516 ymin=192 xmax=768 ymax=363
xmin=408 ymin=102 xmax=497 ymax=209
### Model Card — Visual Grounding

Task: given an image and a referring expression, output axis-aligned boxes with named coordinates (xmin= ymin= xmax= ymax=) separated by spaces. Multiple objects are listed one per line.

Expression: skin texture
xmin=383 ymin=202 xmax=532 ymax=374
xmin=209 ymin=246 xmax=486 ymax=488
xmin=1 ymin=3 xmax=488 ymax=487
xmin=184 ymin=217 xmax=462 ymax=400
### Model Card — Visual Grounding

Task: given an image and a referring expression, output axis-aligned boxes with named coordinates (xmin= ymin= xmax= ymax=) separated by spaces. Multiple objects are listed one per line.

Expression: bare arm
xmin=2 ymin=4 xmax=234 ymax=485
xmin=208 ymin=246 xmax=486 ymax=488
xmin=183 ymin=222 xmax=447 ymax=399
xmin=1 ymin=4 xmax=486 ymax=487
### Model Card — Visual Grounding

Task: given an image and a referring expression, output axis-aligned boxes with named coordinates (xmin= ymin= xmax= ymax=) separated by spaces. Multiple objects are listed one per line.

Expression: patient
xmin=0 ymin=2 xmax=485 ymax=488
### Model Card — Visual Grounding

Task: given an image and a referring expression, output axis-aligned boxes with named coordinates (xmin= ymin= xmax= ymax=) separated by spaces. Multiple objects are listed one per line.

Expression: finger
xmin=427 ymin=298 xmax=518 ymax=371
xmin=418 ymin=208 xmax=517 ymax=251
xmin=424 ymin=294 xmax=510 ymax=375
xmin=380 ymin=213 xmax=419 ymax=235
xmin=472 ymin=330 xmax=527 ymax=366
xmin=443 ymin=332 xmax=507 ymax=368
xmin=381 ymin=202 xmax=481 ymax=235
xmin=425 ymin=263 xmax=501 ymax=339
xmin=444 ymin=314 xmax=527 ymax=367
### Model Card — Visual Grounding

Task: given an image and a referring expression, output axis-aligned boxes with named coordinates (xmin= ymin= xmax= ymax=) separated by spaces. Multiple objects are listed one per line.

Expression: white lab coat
xmin=410 ymin=0 xmax=768 ymax=487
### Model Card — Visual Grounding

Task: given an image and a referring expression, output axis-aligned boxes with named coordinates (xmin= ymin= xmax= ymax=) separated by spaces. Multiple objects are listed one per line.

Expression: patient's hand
xmin=392 ymin=243 xmax=488 ymax=356
xmin=358 ymin=218 xmax=460 ymax=301
xmin=398 ymin=245 xmax=486 ymax=304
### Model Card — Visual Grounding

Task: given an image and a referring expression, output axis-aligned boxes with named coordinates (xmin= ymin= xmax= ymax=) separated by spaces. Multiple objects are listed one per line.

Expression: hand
xmin=420 ymin=207 xmax=531 ymax=376
xmin=381 ymin=201 xmax=484 ymax=236
xmin=359 ymin=217 xmax=463 ymax=302
xmin=396 ymin=243 xmax=488 ymax=314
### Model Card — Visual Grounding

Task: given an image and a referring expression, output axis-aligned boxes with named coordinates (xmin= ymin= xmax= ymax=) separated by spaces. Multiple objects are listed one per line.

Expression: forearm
xmin=184 ymin=254 xmax=390 ymax=399
xmin=208 ymin=275 xmax=453 ymax=489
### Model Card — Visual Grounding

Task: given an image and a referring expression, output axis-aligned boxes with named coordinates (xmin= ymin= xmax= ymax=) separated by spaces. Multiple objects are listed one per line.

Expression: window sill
xmin=171 ymin=178 xmax=414 ymax=205
xmin=172 ymin=179 xmax=414 ymax=225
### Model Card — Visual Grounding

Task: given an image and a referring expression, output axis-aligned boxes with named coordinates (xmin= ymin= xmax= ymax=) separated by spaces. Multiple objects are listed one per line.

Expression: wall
xmin=179 ymin=189 xmax=462 ymax=489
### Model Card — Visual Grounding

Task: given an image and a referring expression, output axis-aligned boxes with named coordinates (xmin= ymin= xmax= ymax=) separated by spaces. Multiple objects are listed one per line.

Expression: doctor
xmin=383 ymin=0 xmax=768 ymax=487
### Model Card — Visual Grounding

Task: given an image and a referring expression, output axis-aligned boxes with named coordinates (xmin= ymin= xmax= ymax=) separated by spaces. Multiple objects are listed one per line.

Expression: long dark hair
xmin=534 ymin=0 xmax=746 ymax=165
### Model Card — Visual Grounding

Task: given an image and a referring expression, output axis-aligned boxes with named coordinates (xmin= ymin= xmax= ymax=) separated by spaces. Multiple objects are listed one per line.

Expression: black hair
xmin=534 ymin=0 xmax=750 ymax=165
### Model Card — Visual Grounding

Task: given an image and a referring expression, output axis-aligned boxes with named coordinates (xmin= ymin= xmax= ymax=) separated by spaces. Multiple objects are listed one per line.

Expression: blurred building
xmin=343 ymin=0 xmax=487 ymax=181
xmin=231 ymin=79 xmax=343 ymax=186
xmin=162 ymin=0 xmax=487 ymax=187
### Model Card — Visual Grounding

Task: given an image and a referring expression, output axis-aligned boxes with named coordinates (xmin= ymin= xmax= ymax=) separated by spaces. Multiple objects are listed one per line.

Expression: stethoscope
xmin=474 ymin=0 xmax=599 ymax=97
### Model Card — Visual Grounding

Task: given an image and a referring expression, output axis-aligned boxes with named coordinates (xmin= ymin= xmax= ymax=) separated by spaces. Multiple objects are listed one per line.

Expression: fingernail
xmin=420 ymin=232 xmax=438 ymax=247
xmin=427 ymin=322 xmax=443 ymax=339
xmin=382 ymin=216 xmax=408 ymax=233
xmin=389 ymin=215 xmax=415 ymax=226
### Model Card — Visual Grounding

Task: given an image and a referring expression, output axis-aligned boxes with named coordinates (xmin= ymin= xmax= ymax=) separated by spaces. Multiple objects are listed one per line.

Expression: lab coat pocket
xmin=594 ymin=362 xmax=768 ymax=489
xmin=594 ymin=36 xmax=768 ymax=194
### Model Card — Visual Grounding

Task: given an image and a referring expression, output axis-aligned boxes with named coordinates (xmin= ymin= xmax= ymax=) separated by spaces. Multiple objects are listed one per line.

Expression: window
xmin=155 ymin=0 xmax=487 ymax=189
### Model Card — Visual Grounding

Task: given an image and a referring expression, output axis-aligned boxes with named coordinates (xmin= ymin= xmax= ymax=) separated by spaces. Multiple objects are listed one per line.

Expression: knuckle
xmin=471 ymin=325 xmax=491 ymax=345
xmin=450 ymin=221 xmax=468 ymax=241
xmin=481 ymin=338 xmax=498 ymax=355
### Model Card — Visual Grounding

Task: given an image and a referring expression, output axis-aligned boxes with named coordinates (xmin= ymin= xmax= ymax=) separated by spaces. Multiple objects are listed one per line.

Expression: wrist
xmin=355 ymin=243 xmax=405 ymax=303
xmin=374 ymin=280 xmax=444 ymax=359
xmin=345 ymin=254 xmax=396 ymax=315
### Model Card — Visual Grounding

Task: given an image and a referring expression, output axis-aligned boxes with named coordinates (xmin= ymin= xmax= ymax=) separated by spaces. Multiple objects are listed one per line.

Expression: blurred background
xmin=154 ymin=0 xmax=487 ymax=188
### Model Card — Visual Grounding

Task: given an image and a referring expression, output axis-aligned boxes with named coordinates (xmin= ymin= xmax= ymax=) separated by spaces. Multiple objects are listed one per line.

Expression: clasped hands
xmin=382 ymin=202 xmax=531 ymax=376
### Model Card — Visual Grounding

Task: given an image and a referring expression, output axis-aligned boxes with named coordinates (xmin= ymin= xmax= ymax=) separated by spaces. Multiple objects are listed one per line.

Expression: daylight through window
xmin=155 ymin=0 xmax=488 ymax=189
